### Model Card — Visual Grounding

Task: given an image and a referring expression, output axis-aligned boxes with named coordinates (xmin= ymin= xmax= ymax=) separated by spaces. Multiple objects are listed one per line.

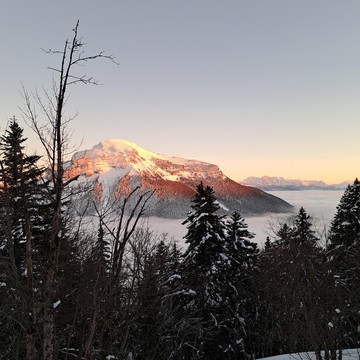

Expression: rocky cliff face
xmin=65 ymin=139 xmax=293 ymax=218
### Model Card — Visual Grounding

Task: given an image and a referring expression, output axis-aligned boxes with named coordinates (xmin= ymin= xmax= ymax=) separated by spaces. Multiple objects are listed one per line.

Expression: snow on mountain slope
xmin=65 ymin=139 xmax=293 ymax=218
xmin=67 ymin=139 xmax=225 ymax=181
xmin=242 ymin=176 xmax=350 ymax=191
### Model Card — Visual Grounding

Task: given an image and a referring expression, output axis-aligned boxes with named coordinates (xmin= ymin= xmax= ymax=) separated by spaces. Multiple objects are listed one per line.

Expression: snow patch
xmin=215 ymin=200 xmax=229 ymax=211
xmin=257 ymin=348 xmax=360 ymax=360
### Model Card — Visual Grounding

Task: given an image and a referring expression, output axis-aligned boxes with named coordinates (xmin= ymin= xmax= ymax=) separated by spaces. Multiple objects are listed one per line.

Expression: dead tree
xmin=83 ymin=186 xmax=154 ymax=360
xmin=21 ymin=20 xmax=116 ymax=360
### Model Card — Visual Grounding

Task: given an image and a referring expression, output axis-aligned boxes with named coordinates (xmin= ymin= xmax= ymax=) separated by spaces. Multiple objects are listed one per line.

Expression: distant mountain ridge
xmin=64 ymin=139 xmax=293 ymax=218
xmin=241 ymin=176 xmax=351 ymax=191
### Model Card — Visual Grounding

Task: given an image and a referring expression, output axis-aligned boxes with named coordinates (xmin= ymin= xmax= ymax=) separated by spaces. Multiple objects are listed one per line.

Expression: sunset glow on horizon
xmin=1 ymin=1 xmax=360 ymax=185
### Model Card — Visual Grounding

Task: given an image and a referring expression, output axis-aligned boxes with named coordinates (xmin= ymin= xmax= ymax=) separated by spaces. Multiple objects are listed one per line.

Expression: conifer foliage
xmin=0 ymin=119 xmax=43 ymax=270
xmin=224 ymin=212 xmax=259 ymax=353
xmin=0 ymin=118 xmax=46 ymax=359
xmin=2 ymin=118 xmax=358 ymax=360
xmin=175 ymin=182 xmax=257 ymax=359
xmin=5 ymin=22 xmax=360 ymax=360
xmin=224 ymin=211 xmax=258 ymax=281
xmin=257 ymin=207 xmax=326 ymax=358
xmin=328 ymin=178 xmax=360 ymax=257
xmin=134 ymin=239 xmax=181 ymax=360
xmin=328 ymin=179 xmax=360 ymax=348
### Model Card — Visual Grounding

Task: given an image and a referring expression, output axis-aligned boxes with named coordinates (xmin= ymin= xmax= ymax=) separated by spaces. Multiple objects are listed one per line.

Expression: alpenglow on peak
xmin=65 ymin=139 xmax=293 ymax=218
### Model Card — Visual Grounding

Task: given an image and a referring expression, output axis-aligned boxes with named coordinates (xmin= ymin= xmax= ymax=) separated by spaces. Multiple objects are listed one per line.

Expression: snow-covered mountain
xmin=64 ymin=139 xmax=293 ymax=218
xmin=241 ymin=176 xmax=351 ymax=191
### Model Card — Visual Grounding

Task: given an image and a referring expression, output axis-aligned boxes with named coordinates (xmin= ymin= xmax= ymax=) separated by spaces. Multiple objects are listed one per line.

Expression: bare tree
xmin=83 ymin=186 xmax=154 ymax=360
xmin=21 ymin=20 xmax=116 ymax=360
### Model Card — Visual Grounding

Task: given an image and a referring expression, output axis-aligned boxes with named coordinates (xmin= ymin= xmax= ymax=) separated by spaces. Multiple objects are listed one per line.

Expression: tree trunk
xmin=25 ymin=214 xmax=36 ymax=360
xmin=43 ymin=265 xmax=56 ymax=360
xmin=20 ymin=21 xmax=116 ymax=359
xmin=84 ymin=305 xmax=100 ymax=360
xmin=43 ymin=208 xmax=61 ymax=360
xmin=22 ymin=178 xmax=37 ymax=360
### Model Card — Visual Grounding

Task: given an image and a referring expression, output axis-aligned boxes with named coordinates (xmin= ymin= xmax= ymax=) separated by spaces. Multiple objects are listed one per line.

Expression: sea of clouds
xmin=147 ymin=190 xmax=345 ymax=249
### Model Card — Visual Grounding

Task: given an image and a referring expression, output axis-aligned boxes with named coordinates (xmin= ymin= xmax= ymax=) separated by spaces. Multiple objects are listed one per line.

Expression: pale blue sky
xmin=1 ymin=1 xmax=360 ymax=183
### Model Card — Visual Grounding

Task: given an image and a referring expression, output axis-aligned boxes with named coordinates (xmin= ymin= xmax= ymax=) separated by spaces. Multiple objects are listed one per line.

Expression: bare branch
xmin=18 ymin=20 xmax=118 ymax=360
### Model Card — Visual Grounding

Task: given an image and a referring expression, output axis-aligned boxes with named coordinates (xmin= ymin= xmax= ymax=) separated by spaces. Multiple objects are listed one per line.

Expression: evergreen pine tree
xmin=134 ymin=239 xmax=181 ymax=360
xmin=328 ymin=179 xmax=360 ymax=257
xmin=92 ymin=220 xmax=111 ymax=279
xmin=327 ymin=179 xmax=360 ymax=348
xmin=274 ymin=223 xmax=295 ymax=247
xmin=224 ymin=211 xmax=259 ymax=356
xmin=257 ymin=208 xmax=327 ymax=357
xmin=281 ymin=208 xmax=322 ymax=352
xmin=294 ymin=206 xmax=318 ymax=245
xmin=182 ymin=182 xmax=225 ymax=276
xmin=256 ymin=235 xmax=284 ymax=358
xmin=0 ymin=119 xmax=42 ymax=271
xmin=225 ymin=211 xmax=257 ymax=272
xmin=0 ymin=118 xmax=46 ymax=359
xmin=264 ymin=236 xmax=271 ymax=251
xmin=175 ymin=183 xmax=250 ymax=359
xmin=53 ymin=214 xmax=85 ymax=355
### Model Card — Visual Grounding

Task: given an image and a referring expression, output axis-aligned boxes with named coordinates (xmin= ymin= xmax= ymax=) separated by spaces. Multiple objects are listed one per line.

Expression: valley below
xmin=64 ymin=139 xmax=346 ymax=248
xmin=148 ymin=189 xmax=345 ymax=248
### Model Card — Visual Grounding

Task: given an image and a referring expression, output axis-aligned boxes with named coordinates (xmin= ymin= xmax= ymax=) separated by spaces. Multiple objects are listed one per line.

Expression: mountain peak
xmin=65 ymin=140 xmax=293 ymax=218
xmin=96 ymin=139 xmax=161 ymax=159
xmin=241 ymin=175 xmax=350 ymax=190
xmin=69 ymin=139 xmax=222 ymax=181
xmin=82 ymin=138 xmax=165 ymax=165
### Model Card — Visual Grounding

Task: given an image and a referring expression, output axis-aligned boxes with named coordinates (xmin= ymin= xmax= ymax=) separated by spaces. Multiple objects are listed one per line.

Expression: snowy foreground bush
xmin=257 ymin=348 xmax=360 ymax=360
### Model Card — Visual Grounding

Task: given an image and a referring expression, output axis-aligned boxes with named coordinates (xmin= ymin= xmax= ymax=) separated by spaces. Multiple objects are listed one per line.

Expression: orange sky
xmin=2 ymin=1 xmax=360 ymax=185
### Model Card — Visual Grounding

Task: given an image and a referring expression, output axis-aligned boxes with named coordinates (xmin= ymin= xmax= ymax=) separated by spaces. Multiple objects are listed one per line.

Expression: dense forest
xmin=1 ymin=24 xmax=360 ymax=360
xmin=1 ymin=117 xmax=360 ymax=359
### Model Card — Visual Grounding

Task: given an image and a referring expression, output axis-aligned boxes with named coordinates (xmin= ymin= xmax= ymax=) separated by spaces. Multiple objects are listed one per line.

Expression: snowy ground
xmin=257 ymin=348 xmax=360 ymax=359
